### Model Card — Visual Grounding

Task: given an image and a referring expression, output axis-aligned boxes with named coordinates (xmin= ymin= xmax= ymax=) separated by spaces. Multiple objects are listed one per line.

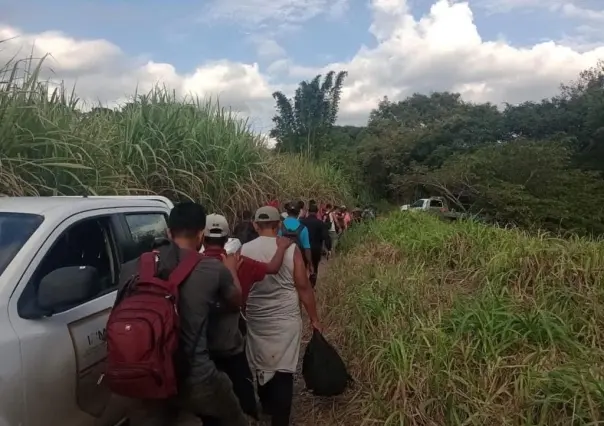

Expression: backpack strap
xmin=295 ymin=223 xmax=304 ymax=235
xmin=138 ymin=251 xmax=159 ymax=281
xmin=168 ymin=251 xmax=202 ymax=289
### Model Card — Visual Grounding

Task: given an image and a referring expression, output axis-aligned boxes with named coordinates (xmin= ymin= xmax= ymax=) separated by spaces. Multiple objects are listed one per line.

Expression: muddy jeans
xmin=129 ymin=370 xmax=248 ymax=426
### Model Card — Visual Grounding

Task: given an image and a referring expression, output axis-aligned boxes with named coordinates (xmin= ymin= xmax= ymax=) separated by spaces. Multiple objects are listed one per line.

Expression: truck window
xmin=429 ymin=199 xmax=443 ymax=208
xmin=18 ymin=217 xmax=117 ymax=318
xmin=410 ymin=199 xmax=425 ymax=208
xmin=124 ymin=213 xmax=168 ymax=260
xmin=0 ymin=213 xmax=44 ymax=277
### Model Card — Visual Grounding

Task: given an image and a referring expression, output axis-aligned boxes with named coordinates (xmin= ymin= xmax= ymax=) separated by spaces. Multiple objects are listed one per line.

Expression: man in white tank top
xmin=240 ymin=206 xmax=322 ymax=426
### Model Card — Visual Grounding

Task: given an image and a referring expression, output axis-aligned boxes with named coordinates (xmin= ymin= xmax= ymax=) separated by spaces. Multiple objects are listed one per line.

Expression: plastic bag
xmin=302 ymin=329 xmax=351 ymax=396
xmin=224 ymin=237 xmax=242 ymax=254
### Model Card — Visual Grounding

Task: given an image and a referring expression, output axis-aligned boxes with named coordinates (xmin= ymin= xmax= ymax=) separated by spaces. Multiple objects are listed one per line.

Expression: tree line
xmin=271 ymin=63 xmax=604 ymax=236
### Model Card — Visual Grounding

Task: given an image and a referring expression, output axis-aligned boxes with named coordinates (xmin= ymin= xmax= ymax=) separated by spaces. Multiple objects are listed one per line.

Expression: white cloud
xmin=248 ymin=36 xmax=287 ymax=60
xmin=202 ymin=0 xmax=348 ymax=31
xmin=329 ymin=0 xmax=604 ymax=123
xmin=0 ymin=25 xmax=275 ymax=120
xmin=474 ymin=0 xmax=604 ymax=46
xmin=476 ymin=0 xmax=552 ymax=13
xmin=560 ymin=3 xmax=604 ymax=22
xmin=2 ymin=0 xmax=604 ymax=132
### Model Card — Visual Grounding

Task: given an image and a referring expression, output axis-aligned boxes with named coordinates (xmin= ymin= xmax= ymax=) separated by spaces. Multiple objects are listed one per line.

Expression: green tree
xmin=393 ymin=140 xmax=604 ymax=235
xmin=270 ymin=70 xmax=347 ymax=159
xmin=502 ymin=61 xmax=604 ymax=173
xmin=357 ymin=92 xmax=504 ymax=200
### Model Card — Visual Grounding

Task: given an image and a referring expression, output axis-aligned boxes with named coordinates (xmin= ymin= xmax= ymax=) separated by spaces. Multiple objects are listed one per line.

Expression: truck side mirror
xmin=38 ymin=266 xmax=101 ymax=313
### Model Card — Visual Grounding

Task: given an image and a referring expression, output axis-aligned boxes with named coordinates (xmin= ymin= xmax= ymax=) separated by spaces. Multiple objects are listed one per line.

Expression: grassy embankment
xmin=0 ymin=57 xmax=352 ymax=213
xmin=318 ymin=213 xmax=604 ymax=425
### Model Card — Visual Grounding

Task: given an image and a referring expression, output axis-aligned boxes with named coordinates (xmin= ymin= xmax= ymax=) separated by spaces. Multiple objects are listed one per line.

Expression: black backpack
xmin=302 ymin=329 xmax=352 ymax=396
xmin=322 ymin=212 xmax=333 ymax=229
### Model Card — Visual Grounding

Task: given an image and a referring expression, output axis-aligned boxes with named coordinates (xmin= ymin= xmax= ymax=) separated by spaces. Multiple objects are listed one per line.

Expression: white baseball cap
xmin=204 ymin=214 xmax=229 ymax=238
xmin=254 ymin=206 xmax=282 ymax=222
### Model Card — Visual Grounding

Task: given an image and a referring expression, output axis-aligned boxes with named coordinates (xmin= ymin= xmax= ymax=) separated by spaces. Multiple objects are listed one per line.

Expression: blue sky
xmin=2 ymin=0 xmax=373 ymax=71
xmin=2 ymin=0 xmax=588 ymax=70
xmin=1 ymin=0 xmax=603 ymax=131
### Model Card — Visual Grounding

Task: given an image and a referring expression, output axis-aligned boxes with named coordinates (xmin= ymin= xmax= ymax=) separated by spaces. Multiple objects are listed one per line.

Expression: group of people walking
xmin=109 ymin=199 xmax=366 ymax=426
xmin=233 ymin=200 xmax=374 ymax=289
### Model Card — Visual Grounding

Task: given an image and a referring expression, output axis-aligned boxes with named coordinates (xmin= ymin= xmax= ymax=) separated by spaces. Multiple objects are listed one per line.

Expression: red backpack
xmin=103 ymin=250 xmax=201 ymax=399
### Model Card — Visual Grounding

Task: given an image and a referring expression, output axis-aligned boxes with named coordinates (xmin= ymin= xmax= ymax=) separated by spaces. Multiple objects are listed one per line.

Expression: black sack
xmin=302 ymin=329 xmax=351 ymax=396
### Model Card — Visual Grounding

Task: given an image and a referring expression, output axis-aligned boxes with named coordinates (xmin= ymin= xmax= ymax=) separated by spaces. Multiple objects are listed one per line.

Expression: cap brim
xmin=255 ymin=214 xmax=281 ymax=222
xmin=205 ymin=228 xmax=228 ymax=237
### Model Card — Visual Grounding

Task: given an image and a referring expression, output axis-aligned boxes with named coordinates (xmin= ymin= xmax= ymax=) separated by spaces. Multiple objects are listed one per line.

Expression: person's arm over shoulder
xmin=293 ymin=246 xmax=320 ymax=328
xmin=236 ymin=256 xmax=266 ymax=304
xmin=239 ymin=257 xmax=268 ymax=284
xmin=264 ymin=237 xmax=293 ymax=274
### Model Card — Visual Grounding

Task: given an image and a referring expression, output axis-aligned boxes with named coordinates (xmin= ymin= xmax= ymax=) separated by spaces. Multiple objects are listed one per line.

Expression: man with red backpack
xmin=106 ymin=202 xmax=248 ymax=426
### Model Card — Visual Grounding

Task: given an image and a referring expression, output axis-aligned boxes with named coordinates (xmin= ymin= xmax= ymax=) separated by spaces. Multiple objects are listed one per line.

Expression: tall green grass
xmin=0 ymin=56 xmax=353 ymax=215
xmin=320 ymin=213 xmax=604 ymax=425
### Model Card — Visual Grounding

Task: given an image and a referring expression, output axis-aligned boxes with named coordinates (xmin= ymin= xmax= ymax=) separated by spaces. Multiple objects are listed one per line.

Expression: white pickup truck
xmin=400 ymin=196 xmax=449 ymax=212
xmin=0 ymin=196 xmax=175 ymax=426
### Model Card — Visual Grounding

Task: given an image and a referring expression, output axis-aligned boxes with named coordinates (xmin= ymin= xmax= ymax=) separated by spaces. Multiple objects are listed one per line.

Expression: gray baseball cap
xmin=205 ymin=214 xmax=230 ymax=237
xmin=254 ymin=206 xmax=281 ymax=222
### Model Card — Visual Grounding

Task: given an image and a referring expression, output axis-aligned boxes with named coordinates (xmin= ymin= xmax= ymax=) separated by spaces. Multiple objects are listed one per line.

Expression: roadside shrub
xmin=319 ymin=213 xmax=604 ymax=425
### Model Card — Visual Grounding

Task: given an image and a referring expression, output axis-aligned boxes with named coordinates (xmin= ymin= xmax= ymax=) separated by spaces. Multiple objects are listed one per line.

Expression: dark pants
xmin=129 ymin=370 xmax=247 ymax=426
xmin=201 ymin=350 xmax=259 ymax=425
xmin=258 ymin=372 xmax=294 ymax=426
xmin=310 ymin=248 xmax=322 ymax=287
xmin=239 ymin=315 xmax=247 ymax=336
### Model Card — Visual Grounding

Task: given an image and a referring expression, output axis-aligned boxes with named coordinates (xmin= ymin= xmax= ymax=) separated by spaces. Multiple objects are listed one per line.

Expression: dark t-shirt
xmin=117 ymin=243 xmax=237 ymax=383
xmin=301 ymin=214 xmax=331 ymax=251
xmin=203 ymin=246 xmax=267 ymax=357
xmin=233 ymin=220 xmax=258 ymax=244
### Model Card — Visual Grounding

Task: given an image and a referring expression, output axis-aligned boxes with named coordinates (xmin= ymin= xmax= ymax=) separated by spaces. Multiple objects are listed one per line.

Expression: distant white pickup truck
xmin=0 ymin=196 xmax=174 ymax=426
xmin=401 ymin=196 xmax=449 ymax=213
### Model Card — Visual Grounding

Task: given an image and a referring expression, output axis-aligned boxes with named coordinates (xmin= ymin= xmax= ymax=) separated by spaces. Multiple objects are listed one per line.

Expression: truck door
xmin=7 ymin=207 xmax=171 ymax=426
xmin=7 ymin=211 xmax=124 ymax=426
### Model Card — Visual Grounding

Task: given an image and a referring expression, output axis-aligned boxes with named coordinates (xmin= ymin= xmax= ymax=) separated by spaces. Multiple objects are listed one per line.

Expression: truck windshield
xmin=0 ymin=213 xmax=44 ymax=277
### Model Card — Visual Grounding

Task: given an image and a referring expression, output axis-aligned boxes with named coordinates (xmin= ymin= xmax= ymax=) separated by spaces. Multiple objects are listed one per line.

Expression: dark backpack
xmin=282 ymin=223 xmax=308 ymax=265
xmin=104 ymin=250 xmax=201 ymax=399
xmin=282 ymin=223 xmax=304 ymax=249
xmin=322 ymin=212 xmax=332 ymax=229
xmin=302 ymin=329 xmax=352 ymax=396
xmin=335 ymin=213 xmax=345 ymax=232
